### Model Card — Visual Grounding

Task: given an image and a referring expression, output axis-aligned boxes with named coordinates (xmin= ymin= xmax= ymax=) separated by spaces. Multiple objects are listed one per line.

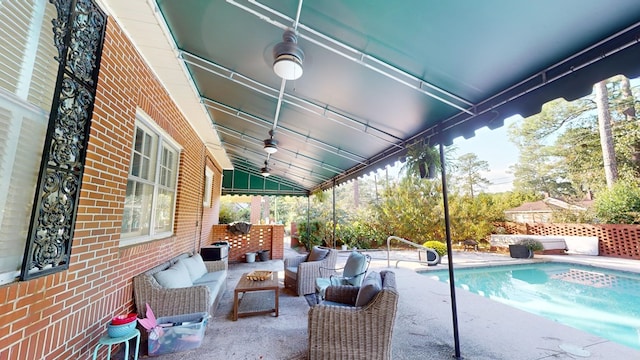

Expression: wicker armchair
xmin=284 ymin=246 xmax=337 ymax=296
xmin=308 ymin=271 xmax=399 ymax=360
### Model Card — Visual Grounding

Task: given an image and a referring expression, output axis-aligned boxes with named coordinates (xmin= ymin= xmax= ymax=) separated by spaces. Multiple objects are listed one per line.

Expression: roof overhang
xmin=100 ymin=0 xmax=640 ymax=196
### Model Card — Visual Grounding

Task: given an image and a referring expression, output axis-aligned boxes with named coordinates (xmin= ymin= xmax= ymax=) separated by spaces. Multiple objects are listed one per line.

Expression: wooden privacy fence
xmin=496 ymin=222 xmax=640 ymax=260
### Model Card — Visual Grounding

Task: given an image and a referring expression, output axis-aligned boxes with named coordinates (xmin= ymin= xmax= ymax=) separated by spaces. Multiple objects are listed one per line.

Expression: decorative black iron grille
xmin=21 ymin=0 xmax=106 ymax=280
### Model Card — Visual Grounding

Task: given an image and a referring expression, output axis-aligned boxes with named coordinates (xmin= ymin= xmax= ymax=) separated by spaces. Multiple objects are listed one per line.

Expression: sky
xmin=374 ymin=114 xmax=522 ymax=193
xmin=450 ymin=115 xmax=522 ymax=193
xmin=447 ymin=76 xmax=639 ymax=193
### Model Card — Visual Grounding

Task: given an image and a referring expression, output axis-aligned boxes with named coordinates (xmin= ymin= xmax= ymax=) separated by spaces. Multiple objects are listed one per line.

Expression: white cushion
xmin=193 ymin=270 xmax=226 ymax=285
xmin=153 ymin=260 xmax=192 ymax=288
xmin=181 ymin=254 xmax=208 ymax=282
xmin=355 ymin=271 xmax=381 ymax=307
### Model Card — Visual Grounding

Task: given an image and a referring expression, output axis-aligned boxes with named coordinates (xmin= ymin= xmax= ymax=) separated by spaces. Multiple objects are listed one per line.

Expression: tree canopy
xmin=230 ymin=76 xmax=640 ymax=251
xmin=509 ymin=75 xmax=640 ymax=200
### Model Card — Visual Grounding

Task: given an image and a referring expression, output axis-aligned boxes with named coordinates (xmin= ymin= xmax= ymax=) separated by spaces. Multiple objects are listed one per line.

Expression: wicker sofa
xmin=308 ymin=270 xmax=399 ymax=360
xmin=133 ymin=253 xmax=227 ymax=318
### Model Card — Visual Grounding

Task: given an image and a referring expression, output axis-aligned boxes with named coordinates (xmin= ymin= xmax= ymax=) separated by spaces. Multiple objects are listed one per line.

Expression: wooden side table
xmin=233 ymin=271 xmax=279 ymax=320
xmin=92 ymin=328 xmax=140 ymax=360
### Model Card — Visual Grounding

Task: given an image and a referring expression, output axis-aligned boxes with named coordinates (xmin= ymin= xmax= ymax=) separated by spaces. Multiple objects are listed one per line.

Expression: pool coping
xmin=417 ymin=255 xmax=640 ymax=275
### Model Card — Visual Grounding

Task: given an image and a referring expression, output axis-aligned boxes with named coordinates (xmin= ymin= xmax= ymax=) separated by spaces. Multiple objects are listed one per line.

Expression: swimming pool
xmin=426 ymin=262 xmax=640 ymax=350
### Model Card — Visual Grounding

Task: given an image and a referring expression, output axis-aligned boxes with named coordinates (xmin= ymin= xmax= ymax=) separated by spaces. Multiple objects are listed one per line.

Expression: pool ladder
xmin=386 ymin=235 xmax=441 ymax=268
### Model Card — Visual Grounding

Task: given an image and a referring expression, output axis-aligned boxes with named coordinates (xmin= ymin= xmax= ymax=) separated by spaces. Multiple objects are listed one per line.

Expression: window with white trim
xmin=203 ymin=167 xmax=213 ymax=207
xmin=121 ymin=114 xmax=180 ymax=246
xmin=0 ymin=0 xmax=58 ymax=285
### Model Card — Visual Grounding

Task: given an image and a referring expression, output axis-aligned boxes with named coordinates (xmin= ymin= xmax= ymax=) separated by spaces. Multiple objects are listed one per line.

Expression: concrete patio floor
xmin=143 ymin=247 xmax=640 ymax=360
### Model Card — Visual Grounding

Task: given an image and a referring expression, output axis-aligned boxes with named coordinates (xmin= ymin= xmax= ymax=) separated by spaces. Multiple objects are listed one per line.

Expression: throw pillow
xmin=307 ymin=246 xmax=329 ymax=262
xmin=343 ymin=251 xmax=367 ymax=286
xmin=153 ymin=260 xmax=192 ymax=288
xmin=355 ymin=271 xmax=381 ymax=307
xmin=181 ymin=254 xmax=208 ymax=282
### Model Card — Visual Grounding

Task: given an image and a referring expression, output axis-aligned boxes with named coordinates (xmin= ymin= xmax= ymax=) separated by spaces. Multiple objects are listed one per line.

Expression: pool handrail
xmin=386 ymin=235 xmax=441 ymax=268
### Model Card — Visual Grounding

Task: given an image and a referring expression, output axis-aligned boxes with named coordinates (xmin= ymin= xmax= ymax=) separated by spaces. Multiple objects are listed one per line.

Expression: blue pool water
xmin=426 ymin=262 xmax=640 ymax=349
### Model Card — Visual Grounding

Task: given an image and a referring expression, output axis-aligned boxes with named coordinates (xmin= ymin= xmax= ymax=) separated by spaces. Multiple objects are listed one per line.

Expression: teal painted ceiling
xmin=156 ymin=0 xmax=640 ymax=196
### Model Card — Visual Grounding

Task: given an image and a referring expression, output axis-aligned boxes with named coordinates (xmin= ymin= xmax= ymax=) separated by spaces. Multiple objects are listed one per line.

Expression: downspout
xmin=196 ymin=146 xmax=206 ymax=253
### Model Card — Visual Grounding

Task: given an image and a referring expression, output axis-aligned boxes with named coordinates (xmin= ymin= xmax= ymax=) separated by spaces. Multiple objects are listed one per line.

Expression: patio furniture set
xmin=284 ymin=246 xmax=400 ymax=360
xmin=121 ymin=246 xmax=397 ymax=359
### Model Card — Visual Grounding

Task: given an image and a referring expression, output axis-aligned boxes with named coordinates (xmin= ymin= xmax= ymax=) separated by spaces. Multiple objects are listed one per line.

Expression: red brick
xmin=1 ymin=308 xmax=28 ymax=325
xmin=4 ymin=14 xmax=227 ymax=360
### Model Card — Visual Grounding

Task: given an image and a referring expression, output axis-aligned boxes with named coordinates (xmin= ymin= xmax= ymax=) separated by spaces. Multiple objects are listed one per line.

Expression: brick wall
xmin=496 ymin=222 xmax=640 ymax=260
xmin=0 ymin=16 xmax=223 ymax=360
xmin=210 ymin=224 xmax=285 ymax=263
xmin=250 ymin=196 xmax=262 ymax=224
xmin=290 ymin=222 xmax=301 ymax=248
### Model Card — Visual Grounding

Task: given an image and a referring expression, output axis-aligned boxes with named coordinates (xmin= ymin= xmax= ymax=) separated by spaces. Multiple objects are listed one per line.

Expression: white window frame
xmin=203 ymin=167 xmax=213 ymax=207
xmin=120 ymin=109 xmax=181 ymax=247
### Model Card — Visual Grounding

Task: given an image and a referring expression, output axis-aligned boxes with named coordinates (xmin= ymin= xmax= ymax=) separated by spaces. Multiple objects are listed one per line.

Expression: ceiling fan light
xmin=260 ymin=167 xmax=271 ymax=177
xmin=263 ymin=138 xmax=278 ymax=154
xmin=273 ymin=54 xmax=303 ymax=80
xmin=273 ymin=29 xmax=304 ymax=80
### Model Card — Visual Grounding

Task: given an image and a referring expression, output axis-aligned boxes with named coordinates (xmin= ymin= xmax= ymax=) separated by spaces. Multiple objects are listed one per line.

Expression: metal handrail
xmin=386 ymin=235 xmax=441 ymax=268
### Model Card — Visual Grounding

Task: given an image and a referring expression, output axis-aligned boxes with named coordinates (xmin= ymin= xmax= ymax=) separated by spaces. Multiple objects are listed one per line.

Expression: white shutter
xmin=0 ymin=1 xmax=35 ymax=94
xmin=0 ymin=0 xmax=57 ymax=107
xmin=28 ymin=1 xmax=58 ymax=110
xmin=0 ymin=0 xmax=57 ymax=284
xmin=0 ymin=95 xmax=47 ymax=284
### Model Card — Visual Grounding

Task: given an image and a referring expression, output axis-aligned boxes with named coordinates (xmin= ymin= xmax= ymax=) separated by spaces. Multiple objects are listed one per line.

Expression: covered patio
xmin=1 ymin=1 xmax=640 ymax=359
xmin=144 ymin=247 xmax=640 ymax=359
xmin=109 ymin=0 xmax=640 ymax=195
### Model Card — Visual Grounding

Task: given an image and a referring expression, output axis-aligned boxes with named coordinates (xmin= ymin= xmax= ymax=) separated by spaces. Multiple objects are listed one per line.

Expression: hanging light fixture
xmin=263 ymin=129 xmax=278 ymax=154
xmin=260 ymin=160 xmax=271 ymax=177
xmin=273 ymin=29 xmax=304 ymax=80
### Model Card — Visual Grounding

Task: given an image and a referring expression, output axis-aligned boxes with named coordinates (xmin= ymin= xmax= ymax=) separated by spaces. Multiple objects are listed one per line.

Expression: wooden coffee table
xmin=233 ymin=271 xmax=279 ymax=321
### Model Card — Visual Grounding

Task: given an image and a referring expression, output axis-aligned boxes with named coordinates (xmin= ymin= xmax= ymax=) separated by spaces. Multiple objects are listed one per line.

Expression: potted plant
xmin=403 ymin=139 xmax=441 ymax=179
xmin=337 ymin=238 xmax=349 ymax=251
xmin=509 ymin=238 xmax=544 ymax=259
xmin=422 ymin=240 xmax=447 ymax=266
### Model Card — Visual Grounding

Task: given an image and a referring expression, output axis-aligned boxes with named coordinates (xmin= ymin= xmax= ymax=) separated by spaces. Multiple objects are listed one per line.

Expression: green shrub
xmin=594 ymin=180 xmax=640 ymax=224
xmin=422 ymin=240 xmax=447 ymax=256
xmin=296 ymin=221 xmax=325 ymax=251
xmin=218 ymin=202 xmax=249 ymax=224
xmin=336 ymin=220 xmax=382 ymax=249
xmin=517 ymin=238 xmax=544 ymax=252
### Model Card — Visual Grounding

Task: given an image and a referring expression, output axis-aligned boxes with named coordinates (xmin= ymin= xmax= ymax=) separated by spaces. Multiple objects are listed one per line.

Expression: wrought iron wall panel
xmin=21 ymin=0 xmax=106 ymax=280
